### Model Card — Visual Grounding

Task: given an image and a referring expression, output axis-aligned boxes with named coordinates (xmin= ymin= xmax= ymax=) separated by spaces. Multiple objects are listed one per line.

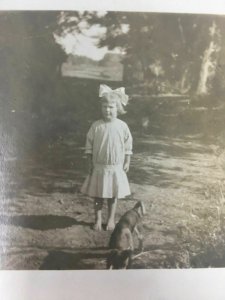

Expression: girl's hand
xmin=123 ymin=161 xmax=130 ymax=173
xmin=124 ymin=154 xmax=131 ymax=173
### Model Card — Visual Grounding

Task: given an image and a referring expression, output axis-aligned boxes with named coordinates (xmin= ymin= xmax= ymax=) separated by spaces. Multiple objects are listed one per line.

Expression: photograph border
xmin=1 ymin=0 xmax=225 ymax=299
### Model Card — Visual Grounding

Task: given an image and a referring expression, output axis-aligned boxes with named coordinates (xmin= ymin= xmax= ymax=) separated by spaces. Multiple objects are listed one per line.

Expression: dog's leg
xmin=124 ymin=228 xmax=134 ymax=250
xmin=121 ymin=250 xmax=132 ymax=269
xmin=107 ymin=250 xmax=116 ymax=269
xmin=134 ymin=226 xmax=144 ymax=251
xmin=107 ymin=249 xmax=132 ymax=269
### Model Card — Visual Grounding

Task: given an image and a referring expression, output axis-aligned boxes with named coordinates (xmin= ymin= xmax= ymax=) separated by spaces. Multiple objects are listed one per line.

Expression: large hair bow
xmin=99 ymin=84 xmax=129 ymax=106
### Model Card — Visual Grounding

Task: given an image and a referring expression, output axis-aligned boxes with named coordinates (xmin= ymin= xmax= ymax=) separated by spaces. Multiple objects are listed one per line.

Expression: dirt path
xmin=1 ymin=134 xmax=225 ymax=269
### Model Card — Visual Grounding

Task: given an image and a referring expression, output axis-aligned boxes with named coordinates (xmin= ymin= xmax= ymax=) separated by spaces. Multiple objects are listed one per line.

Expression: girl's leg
xmin=106 ymin=197 xmax=117 ymax=230
xmin=93 ymin=197 xmax=103 ymax=231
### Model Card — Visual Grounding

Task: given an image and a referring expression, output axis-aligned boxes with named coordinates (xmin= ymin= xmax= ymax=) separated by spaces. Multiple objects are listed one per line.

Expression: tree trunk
xmin=196 ymin=22 xmax=221 ymax=95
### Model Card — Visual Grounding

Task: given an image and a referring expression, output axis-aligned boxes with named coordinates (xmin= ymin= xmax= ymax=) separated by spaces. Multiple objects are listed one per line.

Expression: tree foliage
xmin=61 ymin=11 xmax=225 ymax=95
xmin=1 ymin=11 xmax=225 ymax=152
xmin=0 ymin=12 xmax=67 ymax=149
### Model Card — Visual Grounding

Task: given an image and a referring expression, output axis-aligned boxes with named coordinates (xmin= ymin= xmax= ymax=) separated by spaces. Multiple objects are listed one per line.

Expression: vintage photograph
xmin=1 ymin=10 xmax=225 ymax=270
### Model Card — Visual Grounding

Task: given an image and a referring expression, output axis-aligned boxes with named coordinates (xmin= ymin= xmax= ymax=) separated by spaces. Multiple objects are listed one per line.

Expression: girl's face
xmin=101 ymin=100 xmax=118 ymax=121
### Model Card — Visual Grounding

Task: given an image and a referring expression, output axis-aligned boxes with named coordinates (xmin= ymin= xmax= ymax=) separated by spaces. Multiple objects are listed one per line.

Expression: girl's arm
xmin=124 ymin=124 xmax=132 ymax=173
xmin=84 ymin=124 xmax=95 ymax=174
xmin=123 ymin=154 xmax=131 ymax=172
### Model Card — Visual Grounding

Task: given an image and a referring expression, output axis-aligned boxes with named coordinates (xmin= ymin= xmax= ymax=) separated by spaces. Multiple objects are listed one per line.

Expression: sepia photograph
xmin=1 ymin=8 xmax=225 ymax=273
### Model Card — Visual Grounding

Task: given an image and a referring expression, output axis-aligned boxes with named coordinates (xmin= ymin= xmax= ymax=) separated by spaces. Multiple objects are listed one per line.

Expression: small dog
xmin=107 ymin=201 xmax=146 ymax=269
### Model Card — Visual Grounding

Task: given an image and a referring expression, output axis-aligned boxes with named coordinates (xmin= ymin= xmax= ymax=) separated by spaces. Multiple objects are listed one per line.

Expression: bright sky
xmin=56 ymin=21 xmax=128 ymax=61
xmin=58 ymin=33 xmax=108 ymax=60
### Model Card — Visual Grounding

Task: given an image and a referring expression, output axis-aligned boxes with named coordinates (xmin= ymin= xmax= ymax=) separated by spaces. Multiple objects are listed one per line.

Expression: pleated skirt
xmin=80 ymin=164 xmax=131 ymax=199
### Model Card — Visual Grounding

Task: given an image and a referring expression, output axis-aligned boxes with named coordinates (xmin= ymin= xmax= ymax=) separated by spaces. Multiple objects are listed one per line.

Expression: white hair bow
xmin=99 ymin=84 xmax=129 ymax=106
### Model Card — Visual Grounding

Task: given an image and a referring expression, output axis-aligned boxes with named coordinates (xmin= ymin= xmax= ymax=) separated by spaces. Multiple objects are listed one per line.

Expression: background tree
xmin=60 ymin=11 xmax=225 ymax=96
xmin=1 ymin=10 xmax=225 ymax=154
xmin=0 ymin=11 xmax=66 ymax=152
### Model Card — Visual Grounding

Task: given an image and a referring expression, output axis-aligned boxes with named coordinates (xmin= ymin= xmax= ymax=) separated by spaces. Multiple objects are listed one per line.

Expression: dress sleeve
xmin=124 ymin=124 xmax=133 ymax=155
xmin=84 ymin=124 xmax=95 ymax=154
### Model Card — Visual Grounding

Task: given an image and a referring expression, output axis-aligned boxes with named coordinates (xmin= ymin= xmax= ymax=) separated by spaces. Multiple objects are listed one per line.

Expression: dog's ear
xmin=140 ymin=201 xmax=146 ymax=216
xmin=135 ymin=201 xmax=146 ymax=216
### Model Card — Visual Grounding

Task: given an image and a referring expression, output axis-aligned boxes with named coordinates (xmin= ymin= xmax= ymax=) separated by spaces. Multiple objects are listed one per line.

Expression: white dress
xmin=81 ymin=118 xmax=133 ymax=199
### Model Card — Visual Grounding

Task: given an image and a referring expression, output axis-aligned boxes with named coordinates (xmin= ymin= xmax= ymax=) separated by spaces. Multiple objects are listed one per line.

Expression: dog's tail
xmin=107 ymin=249 xmax=132 ymax=269
xmin=134 ymin=201 xmax=146 ymax=216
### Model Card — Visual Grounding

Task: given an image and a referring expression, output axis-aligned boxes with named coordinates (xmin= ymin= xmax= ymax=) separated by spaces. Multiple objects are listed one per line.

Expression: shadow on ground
xmin=40 ymin=248 xmax=108 ymax=270
xmin=0 ymin=215 xmax=92 ymax=230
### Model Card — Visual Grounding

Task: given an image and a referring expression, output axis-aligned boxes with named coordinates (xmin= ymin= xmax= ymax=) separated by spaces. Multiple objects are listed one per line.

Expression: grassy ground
xmin=1 ymin=132 xmax=225 ymax=269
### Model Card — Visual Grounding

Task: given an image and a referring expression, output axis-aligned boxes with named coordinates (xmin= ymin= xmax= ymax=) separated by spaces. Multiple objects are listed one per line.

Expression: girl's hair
xmin=101 ymin=92 xmax=126 ymax=115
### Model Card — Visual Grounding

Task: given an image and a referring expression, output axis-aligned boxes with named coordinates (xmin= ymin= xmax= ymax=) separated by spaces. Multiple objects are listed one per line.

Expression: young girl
xmin=81 ymin=84 xmax=133 ymax=231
